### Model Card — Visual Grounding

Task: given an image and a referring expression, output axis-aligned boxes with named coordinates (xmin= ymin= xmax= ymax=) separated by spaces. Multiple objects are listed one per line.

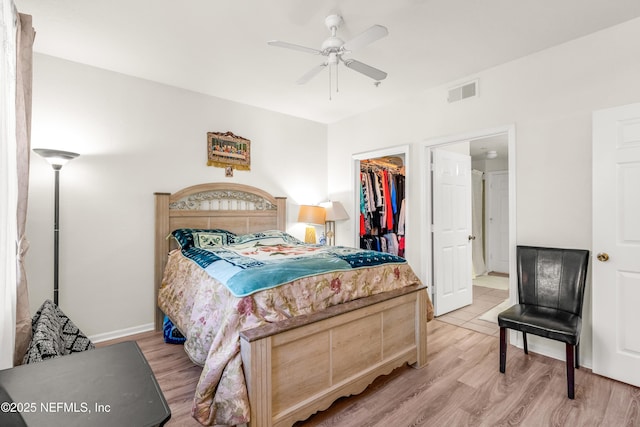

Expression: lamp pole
xmin=34 ymin=148 xmax=79 ymax=306
xmin=53 ymin=164 xmax=61 ymax=305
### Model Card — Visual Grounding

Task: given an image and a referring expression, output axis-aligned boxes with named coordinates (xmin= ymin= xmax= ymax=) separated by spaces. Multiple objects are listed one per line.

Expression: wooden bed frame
xmin=154 ymin=183 xmax=428 ymax=427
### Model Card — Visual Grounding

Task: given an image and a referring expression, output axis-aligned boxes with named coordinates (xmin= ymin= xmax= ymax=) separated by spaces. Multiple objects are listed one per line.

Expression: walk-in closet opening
xmin=353 ymin=145 xmax=410 ymax=259
xmin=359 ymin=156 xmax=406 ymax=257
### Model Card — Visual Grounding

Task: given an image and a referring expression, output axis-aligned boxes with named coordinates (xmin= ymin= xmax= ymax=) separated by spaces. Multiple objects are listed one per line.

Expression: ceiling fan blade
xmin=343 ymin=59 xmax=387 ymax=81
xmin=267 ymin=40 xmax=321 ymax=55
xmin=342 ymin=25 xmax=388 ymax=52
xmin=296 ymin=63 xmax=327 ymax=84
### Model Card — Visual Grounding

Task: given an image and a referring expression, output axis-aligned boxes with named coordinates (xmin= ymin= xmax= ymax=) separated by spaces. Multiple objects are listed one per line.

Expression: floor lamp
xmin=33 ymin=148 xmax=79 ymax=306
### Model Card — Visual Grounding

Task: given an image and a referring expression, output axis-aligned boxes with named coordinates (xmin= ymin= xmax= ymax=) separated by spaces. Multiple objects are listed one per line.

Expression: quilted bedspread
xmin=158 ymin=239 xmax=431 ymax=426
xmin=181 ymin=235 xmax=414 ymax=297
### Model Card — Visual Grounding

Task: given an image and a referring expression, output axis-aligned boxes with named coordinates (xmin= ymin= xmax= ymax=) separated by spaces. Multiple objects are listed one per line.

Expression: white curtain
xmin=15 ymin=11 xmax=35 ymax=366
xmin=0 ymin=0 xmax=19 ymax=370
xmin=471 ymin=169 xmax=486 ymax=278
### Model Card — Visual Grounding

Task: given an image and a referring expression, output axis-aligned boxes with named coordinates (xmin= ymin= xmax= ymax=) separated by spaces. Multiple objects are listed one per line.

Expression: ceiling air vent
xmin=447 ymin=80 xmax=477 ymax=103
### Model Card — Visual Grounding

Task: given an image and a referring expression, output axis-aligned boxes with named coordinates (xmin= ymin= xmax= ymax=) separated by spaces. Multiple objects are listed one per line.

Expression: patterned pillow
xmin=163 ymin=315 xmax=186 ymax=345
xmin=233 ymin=230 xmax=303 ymax=246
xmin=23 ymin=299 xmax=95 ymax=364
xmin=171 ymin=228 xmax=236 ymax=249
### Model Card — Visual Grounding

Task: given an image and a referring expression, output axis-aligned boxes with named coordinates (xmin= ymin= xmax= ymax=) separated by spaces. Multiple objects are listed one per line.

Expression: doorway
xmin=423 ymin=126 xmax=516 ymax=323
xmin=353 ymin=144 xmax=410 ymax=254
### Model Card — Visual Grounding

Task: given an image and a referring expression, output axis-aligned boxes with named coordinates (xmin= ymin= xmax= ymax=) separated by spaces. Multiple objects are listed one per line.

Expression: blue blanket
xmin=180 ymin=234 xmax=407 ymax=297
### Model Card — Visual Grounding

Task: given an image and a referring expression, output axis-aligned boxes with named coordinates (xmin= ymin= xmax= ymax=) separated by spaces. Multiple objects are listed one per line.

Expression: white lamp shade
xmin=321 ymin=201 xmax=349 ymax=221
xmin=33 ymin=148 xmax=79 ymax=168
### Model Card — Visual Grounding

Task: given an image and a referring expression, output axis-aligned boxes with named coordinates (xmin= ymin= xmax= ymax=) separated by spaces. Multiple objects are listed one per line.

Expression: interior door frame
xmin=421 ymin=125 xmax=517 ymax=315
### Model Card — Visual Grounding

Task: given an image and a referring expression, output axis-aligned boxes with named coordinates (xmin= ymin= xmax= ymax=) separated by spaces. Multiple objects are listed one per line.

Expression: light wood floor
xmin=437 ymin=285 xmax=509 ymax=336
xmin=101 ymin=319 xmax=640 ymax=426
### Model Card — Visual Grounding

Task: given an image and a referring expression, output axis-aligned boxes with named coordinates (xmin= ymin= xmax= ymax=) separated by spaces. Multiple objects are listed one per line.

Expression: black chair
xmin=498 ymin=246 xmax=589 ymax=399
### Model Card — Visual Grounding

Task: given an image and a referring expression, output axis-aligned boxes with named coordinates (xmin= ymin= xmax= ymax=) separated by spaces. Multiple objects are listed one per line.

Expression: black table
xmin=0 ymin=341 xmax=171 ymax=427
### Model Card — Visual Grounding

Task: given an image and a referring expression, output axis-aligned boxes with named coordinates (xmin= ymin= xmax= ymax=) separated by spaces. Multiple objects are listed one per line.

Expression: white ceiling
xmin=15 ymin=0 xmax=640 ymax=124
xmin=470 ymin=134 xmax=509 ymax=162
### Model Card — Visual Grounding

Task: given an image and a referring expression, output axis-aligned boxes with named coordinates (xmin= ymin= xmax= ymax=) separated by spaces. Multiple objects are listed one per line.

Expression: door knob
xmin=468 ymin=235 xmax=476 ymax=241
xmin=597 ymin=252 xmax=610 ymax=262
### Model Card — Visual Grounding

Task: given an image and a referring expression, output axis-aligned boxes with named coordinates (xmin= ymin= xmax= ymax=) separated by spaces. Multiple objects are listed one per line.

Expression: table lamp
xmin=320 ymin=201 xmax=349 ymax=246
xmin=297 ymin=205 xmax=325 ymax=244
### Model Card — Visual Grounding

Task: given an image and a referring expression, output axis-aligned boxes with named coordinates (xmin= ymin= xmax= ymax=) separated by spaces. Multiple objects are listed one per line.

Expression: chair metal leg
xmin=575 ymin=342 xmax=580 ymax=369
xmin=523 ymin=332 xmax=528 ymax=354
xmin=500 ymin=327 xmax=507 ymax=373
xmin=566 ymin=344 xmax=575 ymax=399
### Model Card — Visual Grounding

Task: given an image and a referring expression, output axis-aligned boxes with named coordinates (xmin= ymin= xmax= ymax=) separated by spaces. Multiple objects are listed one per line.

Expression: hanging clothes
xmin=359 ymin=158 xmax=405 ymax=257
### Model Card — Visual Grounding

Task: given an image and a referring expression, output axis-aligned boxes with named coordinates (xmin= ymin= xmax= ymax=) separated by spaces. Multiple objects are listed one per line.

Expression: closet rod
xmin=361 ymin=159 xmax=403 ymax=170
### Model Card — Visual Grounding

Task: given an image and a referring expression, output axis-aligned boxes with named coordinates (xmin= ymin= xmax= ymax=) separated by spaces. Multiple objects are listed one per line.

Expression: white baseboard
xmin=89 ymin=323 xmax=155 ymax=344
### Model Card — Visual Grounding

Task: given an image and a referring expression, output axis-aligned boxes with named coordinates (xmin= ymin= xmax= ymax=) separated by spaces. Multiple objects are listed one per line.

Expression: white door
xmin=592 ymin=102 xmax=640 ymax=387
xmin=486 ymin=171 xmax=509 ymax=274
xmin=432 ymin=149 xmax=473 ymax=316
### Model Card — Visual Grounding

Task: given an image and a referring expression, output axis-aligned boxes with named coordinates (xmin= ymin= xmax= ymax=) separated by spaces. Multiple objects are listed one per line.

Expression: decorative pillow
xmin=233 ymin=230 xmax=303 ymax=246
xmin=171 ymin=228 xmax=236 ymax=249
xmin=163 ymin=315 xmax=186 ymax=345
xmin=23 ymin=299 xmax=95 ymax=364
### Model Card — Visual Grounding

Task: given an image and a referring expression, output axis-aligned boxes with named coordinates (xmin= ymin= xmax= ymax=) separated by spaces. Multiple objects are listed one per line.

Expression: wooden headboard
xmin=154 ymin=183 xmax=287 ymax=330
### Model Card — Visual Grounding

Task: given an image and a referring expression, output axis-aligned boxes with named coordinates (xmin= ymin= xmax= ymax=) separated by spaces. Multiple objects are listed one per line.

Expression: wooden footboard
xmin=239 ymin=284 xmax=428 ymax=427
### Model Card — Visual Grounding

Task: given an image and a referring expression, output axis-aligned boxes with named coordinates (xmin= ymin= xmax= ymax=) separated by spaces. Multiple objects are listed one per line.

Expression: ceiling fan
xmin=268 ymin=14 xmax=388 ymax=95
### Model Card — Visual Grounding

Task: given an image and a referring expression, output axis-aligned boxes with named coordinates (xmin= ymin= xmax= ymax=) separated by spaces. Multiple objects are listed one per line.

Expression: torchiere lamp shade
xmin=33 ymin=148 xmax=79 ymax=169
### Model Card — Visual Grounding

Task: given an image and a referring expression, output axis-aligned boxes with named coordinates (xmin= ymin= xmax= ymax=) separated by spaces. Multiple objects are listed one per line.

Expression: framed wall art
xmin=207 ymin=131 xmax=251 ymax=175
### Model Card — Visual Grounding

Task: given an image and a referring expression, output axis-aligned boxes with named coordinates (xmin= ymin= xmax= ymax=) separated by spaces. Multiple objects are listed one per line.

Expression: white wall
xmin=27 ymin=54 xmax=327 ymax=340
xmin=327 ymin=17 xmax=640 ymax=367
